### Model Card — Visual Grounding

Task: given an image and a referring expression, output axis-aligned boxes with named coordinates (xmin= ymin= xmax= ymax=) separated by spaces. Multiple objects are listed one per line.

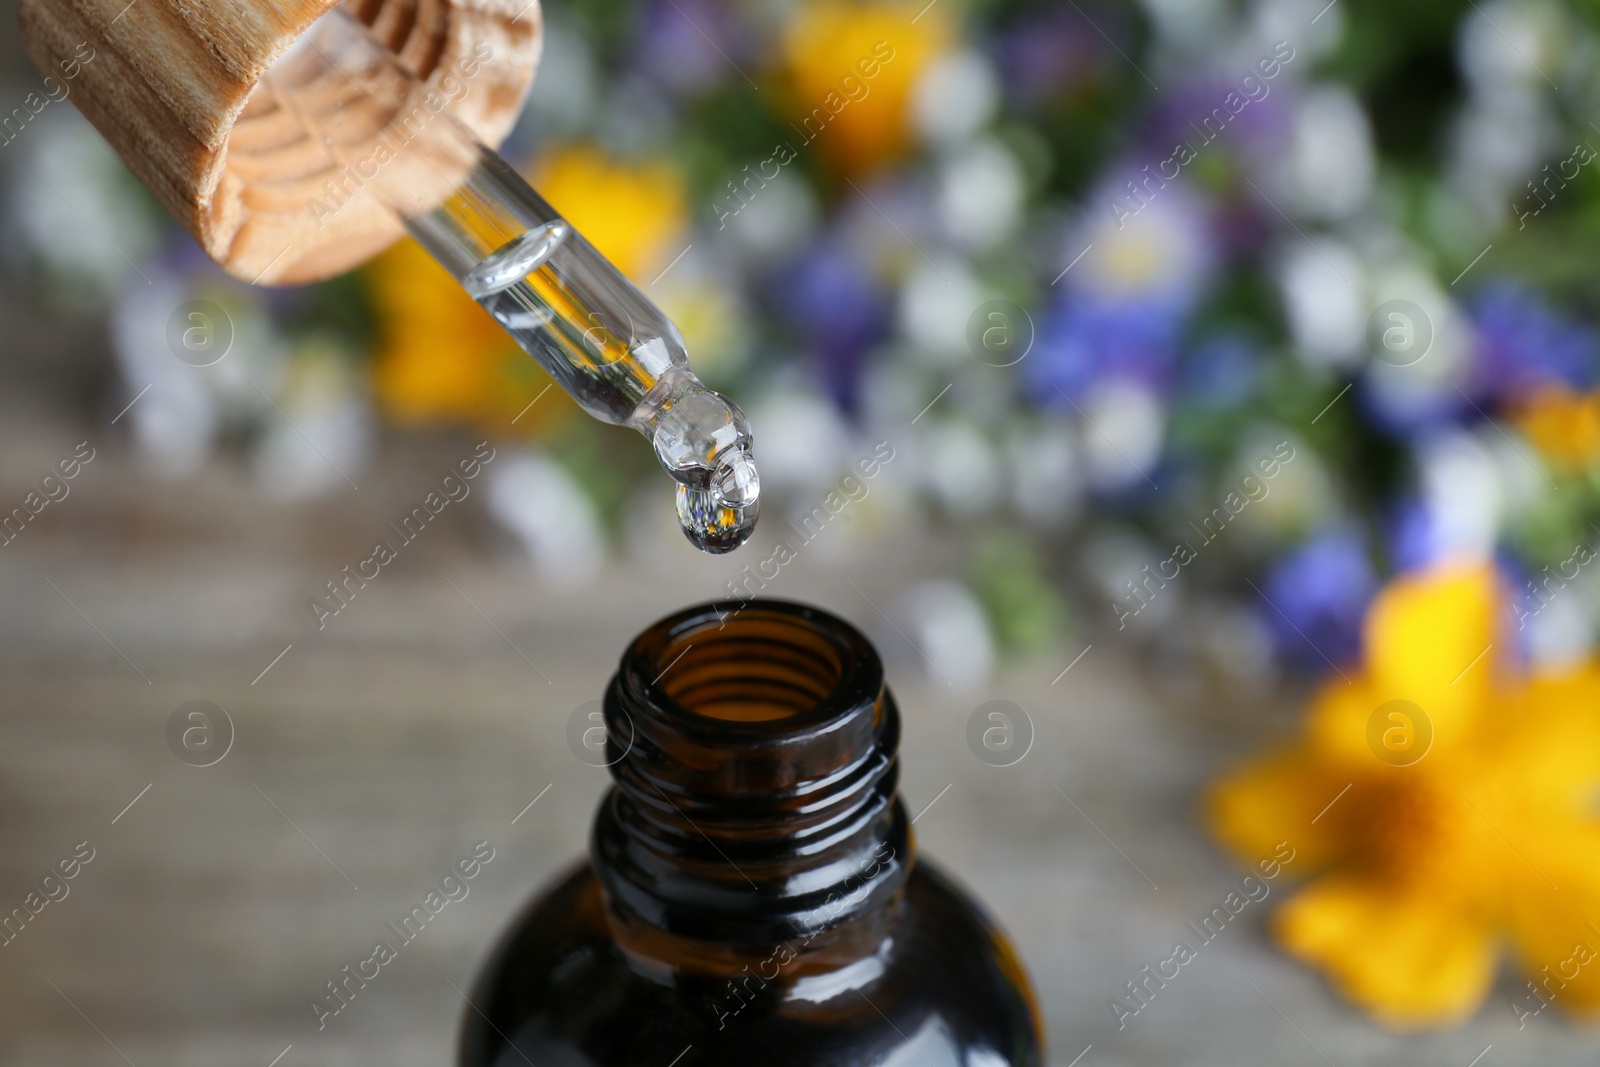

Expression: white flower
xmin=1458 ymin=0 xmax=1568 ymax=94
xmin=1252 ymin=0 xmax=1343 ymax=62
xmin=1006 ymin=421 xmax=1083 ymax=527
xmin=1276 ymin=237 xmax=1366 ymax=368
xmin=896 ymin=580 xmax=994 ymax=689
xmin=1227 ymin=426 xmax=1338 ymax=543
xmin=912 ymin=49 xmax=1000 ymax=147
xmin=1525 ymin=593 xmax=1592 ymax=671
xmin=1360 ymin=265 xmax=1477 ymax=425
xmin=937 ymin=138 xmax=1024 ymax=252
xmin=485 ymin=451 xmax=604 ymax=587
xmin=921 ymin=420 xmax=1000 ymax=517
xmin=1446 ymin=87 xmax=1553 ymax=226
xmin=1281 ymin=85 xmax=1374 ymax=220
xmin=7 ymin=113 xmax=161 ymax=302
xmin=1140 ymin=0 xmax=1227 ymax=49
xmin=745 ymin=388 xmax=851 ymax=493
xmin=722 ymin=171 xmax=817 ymax=260
xmin=110 ymin=274 xmax=218 ymax=478
xmin=898 ymin=257 xmax=985 ymax=362
xmin=252 ymin=342 xmax=373 ymax=500
xmin=1415 ymin=430 xmax=1504 ymax=563
xmin=1074 ymin=177 xmax=1212 ymax=307
xmin=1079 ymin=379 xmax=1164 ymax=492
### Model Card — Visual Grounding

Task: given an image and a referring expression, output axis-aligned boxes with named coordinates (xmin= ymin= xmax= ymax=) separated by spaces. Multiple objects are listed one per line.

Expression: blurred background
xmin=4 ymin=0 xmax=1600 ymax=1063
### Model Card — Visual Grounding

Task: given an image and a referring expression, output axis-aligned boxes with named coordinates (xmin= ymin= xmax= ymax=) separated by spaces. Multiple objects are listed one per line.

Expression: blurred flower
xmin=1470 ymin=281 xmax=1599 ymax=403
xmin=1358 ymin=264 xmax=1478 ymax=434
xmin=746 ymin=387 xmax=852 ymax=494
xmin=506 ymin=20 xmax=597 ymax=144
xmin=1278 ymin=85 xmax=1375 ymax=220
xmin=920 ymin=420 xmax=1002 ymax=516
xmin=972 ymin=534 xmax=1069 ymax=654
xmin=935 ymin=137 xmax=1025 ymax=252
xmin=1005 ymin=421 xmax=1083 ymax=527
xmin=721 ymin=171 xmax=819 ymax=261
xmin=1210 ymin=562 xmax=1600 ymax=1027
xmin=994 ymin=10 xmax=1113 ymax=105
xmin=6 ymin=114 xmax=163 ymax=304
xmin=1079 ymin=379 xmax=1166 ymax=492
xmin=252 ymin=338 xmax=373 ymax=499
xmin=1275 ymin=238 xmax=1365 ymax=368
xmin=896 ymin=579 xmax=994 ymax=688
xmin=110 ymin=271 xmax=223 ymax=478
xmin=1024 ymin=177 xmax=1214 ymax=407
xmin=656 ymin=272 xmax=748 ymax=382
xmin=1023 ymin=297 xmax=1185 ymax=406
xmin=897 ymin=255 xmax=986 ymax=363
xmin=1522 ymin=585 xmax=1594 ymax=671
xmin=1221 ymin=427 xmax=1337 ymax=546
xmin=1446 ymin=88 xmax=1553 ymax=230
xmin=365 ymin=239 xmax=563 ymax=431
xmin=779 ymin=0 xmax=952 ymax=175
xmin=1458 ymin=0 xmax=1571 ymax=95
xmin=485 ymin=449 xmax=605 ymax=585
xmin=1515 ymin=383 xmax=1600 ymax=471
xmin=771 ymin=235 xmax=891 ymax=413
xmin=1262 ymin=529 xmax=1376 ymax=669
xmin=1253 ymin=0 xmax=1343 ymax=61
xmin=1139 ymin=0 xmax=1227 ymax=49
xmin=1074 ymin=174 xmax=1215 ymax=310
xmin=636 ymin=0 xmax=752 ymax=98
xmin=530 ymin=143 xmax=688 ymax=281
xmin=1415 ymin=430 xmax=1506 ymax=564
xmin=911 ymin=49 xmax=1001 ymax=147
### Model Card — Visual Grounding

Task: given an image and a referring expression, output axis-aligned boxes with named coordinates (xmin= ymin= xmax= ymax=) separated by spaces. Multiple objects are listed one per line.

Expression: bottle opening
xmin=653 ymin=612 xmax=843 ymax=723
xmin=599 ymin=600 xmax=909 ymax=943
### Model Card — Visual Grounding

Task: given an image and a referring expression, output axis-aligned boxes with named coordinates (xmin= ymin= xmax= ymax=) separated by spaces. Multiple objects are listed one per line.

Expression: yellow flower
xmin=528 ymin=144 xmax=687 ymax=282
xmin=366 ymin=237 xmax=571 ymax=434
xmin=779 ymin=1 xmax=952 ymax=175
xmin=366 ymin=144 xmax=683 ymax=431
xmin=1515 ymin=383 xmax=1600 ymax=471
xmin=1208 ymin=562 xmax=1600 ymax=1028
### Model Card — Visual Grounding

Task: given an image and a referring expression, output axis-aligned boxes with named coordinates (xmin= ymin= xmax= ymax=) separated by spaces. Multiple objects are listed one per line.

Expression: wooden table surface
xmin=0 ymin=417 xmax=1591 ymax=1067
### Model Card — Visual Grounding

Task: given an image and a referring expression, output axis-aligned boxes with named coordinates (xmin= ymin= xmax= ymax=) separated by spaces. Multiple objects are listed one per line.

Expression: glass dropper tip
xmin=647 ymin=382 xmax=760 ymax=553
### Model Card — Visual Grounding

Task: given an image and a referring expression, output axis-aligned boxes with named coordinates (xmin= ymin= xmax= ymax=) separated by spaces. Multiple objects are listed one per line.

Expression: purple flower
xmin=1469 ymin=280 xmax=1599 ymax=402
xmin=992 ymin=10 xmax=1117 ymax=106
xmin=1021 ymin=294 xmax=1185 ymax=407
xmin=1262 ymin=530 xmax=1376 ymax=670
xmin=1354 ymin=374 xmax=1472 ymax=439
xmin=769 ymin=238 xmax=890 ymax=415
xmin=635 ymin=0 xmax=755 ymax=98
xmin=1140 ymin=75 xmax=1290 ymax=162
xmin=1387 ymin=498 xmax=1439 ymax=574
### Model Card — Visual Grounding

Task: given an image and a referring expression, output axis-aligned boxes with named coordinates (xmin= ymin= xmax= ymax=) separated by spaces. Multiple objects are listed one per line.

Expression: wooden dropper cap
xmin=17 ymin=0 xmax=542 ymax=285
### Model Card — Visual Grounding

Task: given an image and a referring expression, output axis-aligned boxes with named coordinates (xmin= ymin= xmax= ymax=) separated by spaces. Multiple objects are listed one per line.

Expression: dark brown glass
xmin=460 ymin=600 xmax=1044 ymax=1066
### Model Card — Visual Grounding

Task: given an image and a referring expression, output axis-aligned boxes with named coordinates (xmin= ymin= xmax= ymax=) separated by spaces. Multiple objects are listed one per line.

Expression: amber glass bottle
xmin=461 ymin=600 xmax=1043 ymax=1065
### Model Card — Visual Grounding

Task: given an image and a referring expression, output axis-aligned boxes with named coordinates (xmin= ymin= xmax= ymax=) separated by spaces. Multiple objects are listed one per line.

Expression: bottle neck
xmin=592 ymin=601 xmax=912 ymax=951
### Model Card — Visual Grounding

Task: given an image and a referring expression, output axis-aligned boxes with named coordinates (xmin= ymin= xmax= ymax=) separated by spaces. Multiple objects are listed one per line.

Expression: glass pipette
xmin=258 ymin=9 xmax=759 ymax=552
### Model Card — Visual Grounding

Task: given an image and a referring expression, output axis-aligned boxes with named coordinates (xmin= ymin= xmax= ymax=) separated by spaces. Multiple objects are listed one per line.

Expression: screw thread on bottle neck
xmin=593 ymin=600 xmax=911 ymax=946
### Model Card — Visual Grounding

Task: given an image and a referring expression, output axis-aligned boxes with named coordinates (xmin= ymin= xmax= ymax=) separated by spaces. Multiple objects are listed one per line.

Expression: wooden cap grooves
xmin=18 ymin=0 xmax=541 ymax=284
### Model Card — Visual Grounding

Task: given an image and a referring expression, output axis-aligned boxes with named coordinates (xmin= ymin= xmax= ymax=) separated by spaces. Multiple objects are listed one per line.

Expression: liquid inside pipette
xmin=458 ymin=213 xmax=760 ymax=553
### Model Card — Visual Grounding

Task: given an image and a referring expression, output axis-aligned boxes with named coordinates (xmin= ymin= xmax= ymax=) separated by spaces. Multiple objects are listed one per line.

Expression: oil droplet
xmin=674 ymin=444 xmax=760 ymax=552
xmin=676 ymin=482 xmax=759 ymax=554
